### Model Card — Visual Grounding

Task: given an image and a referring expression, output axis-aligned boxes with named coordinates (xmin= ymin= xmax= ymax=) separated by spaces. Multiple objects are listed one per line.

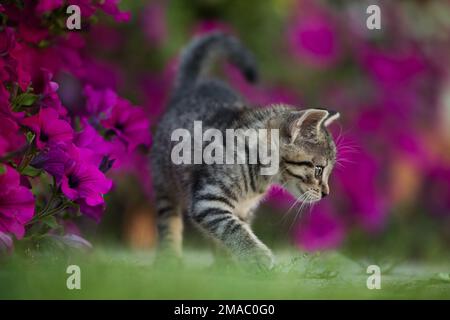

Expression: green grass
xmin=1 ymin=248 xmax=450 ymax=299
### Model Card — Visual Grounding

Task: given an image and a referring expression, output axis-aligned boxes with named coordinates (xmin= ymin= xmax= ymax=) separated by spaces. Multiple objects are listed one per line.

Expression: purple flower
xmin=141 ymin=1 xmax=167 ymax=46
xmin=60 ymin=145 xmax=112 ymax=207
xmin=265 ymin=184 xmax=296 ymax=211
xmin=0 ymin=165 xmax=35 ymax=239
xmin=0 ymin=27 xmax=15 ymax=55
xmin=0 ymin=116 xmax=25 ymax=156
xmin=294 ymin=202 xmax=344 ymax=252
xmin=83 ymin=85 xmax=117 ymax=116
xmin=74 ymin=120 xmax=112 ymax=167
xmin=141 ymin=59 xmax=176 ymax=123
xmin=97 ymin=0 xmax=131 ymax=22
xmin=287 ymin=1 xmax=341 ymax=68
xmin=192 ymin=20 xmax=234 ymax=36
xmin=359 ymin=45 xmax=427 ymax=87
xmin=335 ymin=144 xmax=388 ymax=232
xmin=30 ymin=143 xmax=73 ymax=182
xmin=35 ymin=0 xmax=63 ymax=15
xmin=102 ymin=98 xmax=151 ymax=152
xmin=422 ymin=164 xmax=450 ymax=218
xmin=77 ymin=199 xmax=106 ymax=223
xmin=22 ymin=108 xmax=73 ymax=149
xmin=32 ymin=69 xmax=66 ymax=115
xmin=225 ymin=65 xmax=302 ymax=106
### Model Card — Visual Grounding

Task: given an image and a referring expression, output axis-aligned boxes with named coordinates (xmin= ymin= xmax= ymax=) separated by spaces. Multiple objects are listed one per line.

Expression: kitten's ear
xmin=324 ymin=110 xmax=340 ymax=127
xmin=289 ymin=109 xmax=329 ymax=142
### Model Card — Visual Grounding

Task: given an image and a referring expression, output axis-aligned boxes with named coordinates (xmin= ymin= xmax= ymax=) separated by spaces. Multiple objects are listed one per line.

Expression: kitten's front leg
xmin=191 ymin=204 xmax=274 ymax=271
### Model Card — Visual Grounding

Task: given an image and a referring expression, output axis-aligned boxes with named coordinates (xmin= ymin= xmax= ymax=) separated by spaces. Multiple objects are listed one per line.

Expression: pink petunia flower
xmin=192 ymin=20 xmax=234 ymax=36
xmin=423 ymin=164 xmax=450 ymax=218
xmin=102 ymin=98 xmax=151 ymax=152
xmin=141 ymin=1 xmax=167 ymax=46
xmin=21 ymin=108 xmax=73 ymax=149
xmin=83 ymin=85 xmax=117 ymax=116
xmin=97 ymin=0 xmax=131 ymax=22
xmin=35 ymin=0 xmax=63 ymax=15
xmin=265 ymin=184 xmax=297 ymax=211
xmin=0 ymin=27 xmax=15 ymax=56
xmin=77 ymin=198 xmax=106 ymax=223
xmin=32 ymin=69 xmax=66 ymax=115
xmin=0 ymin=116 xmax=26 ymax=156
xmin=334 ymin=142 xmax=388 ymax=232
xmin=60 ymin=144 xmax=112 ymax=207
xmin=30 ymin=143 xmax=73 ymax=183
xmin=294 ymin=202 xmax=345 ymax=252
xmin=287 ymin=0 xmax=341 ymax=68
xmin=0 ymin=165 xmax=35 ymax=239
xmin=74 ymin=119 xmax=112 ymax=167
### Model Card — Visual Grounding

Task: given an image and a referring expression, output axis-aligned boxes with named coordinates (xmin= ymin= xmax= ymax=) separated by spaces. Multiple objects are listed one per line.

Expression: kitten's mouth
xmin=298 ymin=189 xmax=322 ymax=203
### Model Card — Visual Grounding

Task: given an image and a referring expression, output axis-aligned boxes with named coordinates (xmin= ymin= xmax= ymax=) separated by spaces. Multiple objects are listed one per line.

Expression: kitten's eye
xmin=314 ymin=166 xmax=323 ymax=178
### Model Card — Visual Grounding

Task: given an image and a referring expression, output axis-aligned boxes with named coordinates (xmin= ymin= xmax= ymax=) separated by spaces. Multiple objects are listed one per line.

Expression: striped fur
xmin=151 ymin=33 xmax=338 ymax=270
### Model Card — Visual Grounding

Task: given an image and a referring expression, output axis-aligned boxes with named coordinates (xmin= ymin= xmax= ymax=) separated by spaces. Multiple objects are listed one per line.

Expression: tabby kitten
xmin=151 ymin=32 xmax=340 ymax=270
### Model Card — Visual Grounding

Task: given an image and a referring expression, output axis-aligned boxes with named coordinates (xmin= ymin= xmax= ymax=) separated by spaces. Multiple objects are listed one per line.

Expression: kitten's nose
xmin=321 ymin=184 xmax=330 ymax=198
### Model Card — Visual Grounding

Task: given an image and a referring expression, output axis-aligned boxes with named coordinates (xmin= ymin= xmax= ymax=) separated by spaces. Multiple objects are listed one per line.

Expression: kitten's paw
xmin=241 ymin=247 xmax=275 ymax=272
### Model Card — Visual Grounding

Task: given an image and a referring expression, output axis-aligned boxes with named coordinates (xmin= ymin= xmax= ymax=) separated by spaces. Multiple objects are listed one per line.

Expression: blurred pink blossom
xmin=287 ymin=0 xmax=341 ymax=68
xmin=0 ymin=166 xmax=35 ymax=239
xmin=295 ymin=202 xmax=345 ymax=252
xmin=141 ymin=1 xmax=167 ymax=46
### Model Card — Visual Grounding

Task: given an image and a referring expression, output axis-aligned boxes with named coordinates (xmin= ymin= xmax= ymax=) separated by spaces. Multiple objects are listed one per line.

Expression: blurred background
xmin=63 ymin=0 xmax=450 ymax=263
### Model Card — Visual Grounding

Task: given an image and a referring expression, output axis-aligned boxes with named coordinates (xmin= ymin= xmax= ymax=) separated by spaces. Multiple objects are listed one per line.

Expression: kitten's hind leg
xmin=155 ymin=195 xmax=183 ymax=265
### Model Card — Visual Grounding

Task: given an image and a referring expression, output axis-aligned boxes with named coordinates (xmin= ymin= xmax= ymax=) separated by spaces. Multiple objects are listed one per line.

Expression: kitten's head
xmin=272 ymin=108 xmax=340 ymax=203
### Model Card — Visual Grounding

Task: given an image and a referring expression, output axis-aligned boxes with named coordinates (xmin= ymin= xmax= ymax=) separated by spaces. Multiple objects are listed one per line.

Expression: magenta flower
xmin=423 ymin=164 xmax=450 ymax=218
xmin=97 ymin=0 xmax=131 ymax=22
xmin=22 ymin=108 xmax=73 ymax=149
xmin=8 ymin=42 xmax=32 ymax=91
xmin=287 ymin=1 xmax=341 ymax=68
xmin=265 ymin=184 xmax=297 ymax=211
xmin=335 ymin=144 xmax=388 ymax=232
xmin=0 ymin=116 xmax=25 ymax=156
xmin=74 ymin=120 xmax=112 ymax=167
xmin=102 ymin=98 xmax=151 ymax=151
xmin=225 ymin=65 xmax=301 ymax=106
xmin=32 ymin=69 xmax=66 ymax=115
xmin=83 ymin=85 xmax=117 ymax=116
xmin=192 ymin=20 xmax=234 ymax=36
xmin=60 ymin=145 xmax=112 ymax=207
xmin=294 ymin=202 xmax=344 ymax=252
xmin=35 ymin=0 xmax=63 ymax=15
xmin=0 ymin=165 xmax=35 ymax=239
xmin=0 ymin=27 xmax=15 ymax=56
xmin=141 ymin=1 xmax=167 ymax=46
xmin=359 ymin=45 xmax=427 ymax=87
xmin=30 ymin=143 xmax=73 ymax=183
xmin=77 ymin=199 xmax=106 ymax=223
xmin=141 ymin=59 xmax=177 ymax=123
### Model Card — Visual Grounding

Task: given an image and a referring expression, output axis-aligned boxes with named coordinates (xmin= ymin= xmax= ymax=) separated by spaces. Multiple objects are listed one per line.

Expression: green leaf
xmin=26 ymin=132 xmax=35 ymax=144
xmin=20 ymin=93 xmax=39 ymax=106
xmin=12 ymin=92 xmax=39 ymax=110
xmin=21 ymin=165 xmax=42 ymax=177
xmin=0 ymin=164 xmax=5 ymax=175
xmin=40 ymin=216 xmax=59 ymax=230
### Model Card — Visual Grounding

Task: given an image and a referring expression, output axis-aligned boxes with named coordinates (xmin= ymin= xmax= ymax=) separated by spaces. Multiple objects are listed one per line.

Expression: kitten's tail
xmin=173 ymin=32 xmax=258 ymax=95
